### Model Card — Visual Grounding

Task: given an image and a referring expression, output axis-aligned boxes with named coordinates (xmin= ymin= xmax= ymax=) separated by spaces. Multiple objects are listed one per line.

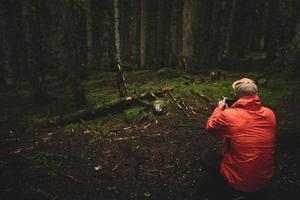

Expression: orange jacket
xmin=206 ymin=95 xmax=276 ymax=192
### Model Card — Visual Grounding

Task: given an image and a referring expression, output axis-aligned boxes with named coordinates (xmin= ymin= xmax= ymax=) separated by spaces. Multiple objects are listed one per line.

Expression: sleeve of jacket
xmin=205 ymin=105 xmax=230 ymax=138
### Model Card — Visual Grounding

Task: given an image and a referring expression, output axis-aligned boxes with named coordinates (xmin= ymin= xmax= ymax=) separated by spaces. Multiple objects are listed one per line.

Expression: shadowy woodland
xmin=0 ymin=0 xmax=300 ymax=200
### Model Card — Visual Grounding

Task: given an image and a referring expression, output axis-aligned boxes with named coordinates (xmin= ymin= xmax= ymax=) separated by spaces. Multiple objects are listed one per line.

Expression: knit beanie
xmin=232 ymin=78 xmax=258 ymax=98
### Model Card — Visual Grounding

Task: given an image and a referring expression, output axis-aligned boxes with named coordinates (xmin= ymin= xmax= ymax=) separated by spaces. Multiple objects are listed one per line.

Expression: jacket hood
xmin=231 ymin=95 xmax=261 ymax=110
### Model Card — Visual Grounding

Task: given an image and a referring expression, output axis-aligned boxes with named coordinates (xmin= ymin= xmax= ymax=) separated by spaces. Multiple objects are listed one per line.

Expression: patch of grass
xmin=86 ymin=89 xmax=119 ymax=105
xmin=87 ymin=79 xmax=104 ymax=86
xmin=259 ymin=79 xmax=298 ymax=110
xmin=64 ymin=123 xmax=80 ymax=134
xmin=124 ymin=106 xmax=145 ymax=124
xmin=86 ymin=89 xmax=106 ymax=101
xmin=162 ymin=77 xmax=187 ymax=92
xmin=189 ymin=81 xmax=234 ymax=101
xmin=131 ymin=81 xmax=160 ymax=94
xmin=157 ymin=67 xmax=169 ymax=76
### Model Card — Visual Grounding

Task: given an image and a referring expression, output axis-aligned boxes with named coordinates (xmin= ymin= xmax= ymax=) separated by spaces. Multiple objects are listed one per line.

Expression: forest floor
xmin=0 ymin=69 xmax=299 ymax=200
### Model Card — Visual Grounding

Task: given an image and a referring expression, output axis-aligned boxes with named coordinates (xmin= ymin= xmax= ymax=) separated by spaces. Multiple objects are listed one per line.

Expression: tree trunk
xmin=0 ymin=3 xmax=5 ymax=85
xmin=86 ymin=0 xmax=95 ymax=69
xmin=114 ymin=0 xmax=121 ymax=64
xmin=148 ymin=0 xmax=158 ymax=68
xmin=223 ymin=0 xmax=237 ymax=59
xmin=169 ymin=0 xmax=183 ymax=68
xmin=62 ymin=0 xmax=87 ymax=108
xmin=119 ymin=0 xmax=130 ymax=64
xmin=181 ymin=0 xmax=194 ymax=71
xmin=140 ymin=0 xmax=146 ymax=68
xmin=22 ymin=0 xmax=51 ymax=102
xmin=285 ymin=15 xmax=300 ymax=77
xmin=265 ymin=0 xmax=278 ymax=62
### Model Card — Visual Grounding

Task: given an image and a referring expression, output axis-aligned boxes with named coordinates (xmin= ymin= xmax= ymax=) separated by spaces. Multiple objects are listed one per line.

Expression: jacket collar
xmin=231 ymin=95 xmax=261 ymax=110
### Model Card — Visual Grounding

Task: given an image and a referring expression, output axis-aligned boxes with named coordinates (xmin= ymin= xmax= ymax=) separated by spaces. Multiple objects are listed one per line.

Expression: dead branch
xmin=196 ymin=93 xmax=212 ymax=104
xmin=111 ymin=133 xmax=162 ymax=141
xmin=168 ymin=91 xmax=190 ymax=117
xmin=49 ymin=88 xmax=172 ymax=125
xmin=112 ymin=157 xmax=127 ymax=172
xmin=178 ymin=96 xmax=198 ymax=115
xmin=89 ymin=136 xmax=102 ymax=144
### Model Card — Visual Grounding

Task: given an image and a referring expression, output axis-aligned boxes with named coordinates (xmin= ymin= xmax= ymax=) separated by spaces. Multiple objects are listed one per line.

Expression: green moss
xmin=135 ymin=82 xmax=159 ymax=93
xmin=86 ymin=89 xmax=106 ymax=102
xmin=259 ymin=79 xmax=298 ymax=110
xmin=162 ymin=77 xmax=186 ymax=92
xmin=87 ymin=79 xmax=103 ymax=86
xmin=157 ymin=67 xmax=169 ymax=76
xmin=87 ymin=89 xmax=119 ymax=105
xmin=124 ymin=106 xmax=145 ymax=124
xmin=64 ymin=123 xmax=80 ymax=134
xmin=189 ymin=81 xmax=234 ymax=101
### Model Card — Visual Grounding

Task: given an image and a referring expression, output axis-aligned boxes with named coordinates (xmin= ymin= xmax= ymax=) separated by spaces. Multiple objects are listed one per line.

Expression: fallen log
xmin=49 ymin=88 xmax=172 ymax=125
xmin=49 ymin=97 xmax=138 ymax=125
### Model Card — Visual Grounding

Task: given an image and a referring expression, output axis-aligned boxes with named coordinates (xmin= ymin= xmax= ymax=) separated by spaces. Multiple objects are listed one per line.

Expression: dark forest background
xmin=1 ymin=0 xmax=300 ymax=106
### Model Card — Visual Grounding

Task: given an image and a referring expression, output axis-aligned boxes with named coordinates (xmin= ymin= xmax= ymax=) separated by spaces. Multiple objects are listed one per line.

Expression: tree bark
xmin=86 ymin=0 xmax=95 ymax=69
xmin=62 ymin=0 xmax=87 ymax=107
xmin=0 ymin=3 xmax=5 ymax=85
xmin=50 ymin=97 xmax=139 ymax=125
xmin=285 ymin=15 xmax=300 ymax=77
xmin=181 ymin=0 xmax=194 ymax=71
xmin=265 ymin=0 xmax=278 ymax=62
xmin=140 ymin=0 xmax=147 ymax=68
xmin=223 ymin=0 xmax=237 ymax=58
xmin=114 ymin=0 xmax=121 ymax=64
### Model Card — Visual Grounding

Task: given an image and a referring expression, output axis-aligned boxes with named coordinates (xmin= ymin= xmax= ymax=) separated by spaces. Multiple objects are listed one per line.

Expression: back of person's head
xmin=232 ymin=78 xmax=258 ymax=98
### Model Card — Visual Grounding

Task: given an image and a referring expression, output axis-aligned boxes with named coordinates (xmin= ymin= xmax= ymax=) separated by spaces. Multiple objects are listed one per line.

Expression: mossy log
xmin=49 ymin=88 xmax=172 ymax=125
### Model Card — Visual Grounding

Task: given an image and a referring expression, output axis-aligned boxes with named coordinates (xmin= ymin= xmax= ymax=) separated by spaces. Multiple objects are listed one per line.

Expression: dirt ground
xmin=0 ymin=74 xmax=299 ymax=200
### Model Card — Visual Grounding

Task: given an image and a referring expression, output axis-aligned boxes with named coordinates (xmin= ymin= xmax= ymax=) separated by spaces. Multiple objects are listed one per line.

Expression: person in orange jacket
xmin=202 ymin=78 xmax=276 ymax=194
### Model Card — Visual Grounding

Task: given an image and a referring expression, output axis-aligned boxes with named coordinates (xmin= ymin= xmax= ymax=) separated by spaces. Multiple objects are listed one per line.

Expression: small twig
xmin=112 ymin=157 xmax=127 ymax=172
xmin=109 ymin=126 xmax=135 ymax=132
xmin=163 ymin=165 xmax=174 ymax=169
xmin=143 ymin=123 xmax=151 ymax=129
xmin=178 ymin=96 xmax=198 ymax=115
xmin=141 ymin=133 xmax=162 ymax=138
xmin=187 ymin=105 xmax=198 ymax=115
xmin=65 ymin=173 xmax=81 ymax=182
xmin=111 ymin=133 xmax=163 ymax=141
xmin=113 ymin=136 xmax=136 ymax=141
xmin=197 ymin=93 xmax=212 ymax=104
xmin=47 ymin=167 xmax=81 ymax=182
xmin=89 ymin=136 xmax=102 ymax=143
xmin=168 ymin=91 xmax=190 ymax=117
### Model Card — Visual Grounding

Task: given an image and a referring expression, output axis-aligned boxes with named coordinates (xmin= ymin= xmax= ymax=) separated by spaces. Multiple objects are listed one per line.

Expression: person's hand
xmin=218 ymin=97 xmax=228 ymax=109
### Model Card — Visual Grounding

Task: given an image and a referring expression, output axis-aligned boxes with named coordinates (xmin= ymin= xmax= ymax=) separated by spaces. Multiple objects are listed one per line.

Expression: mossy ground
xmin=0 ymin=70 xmax=299 ymax=200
